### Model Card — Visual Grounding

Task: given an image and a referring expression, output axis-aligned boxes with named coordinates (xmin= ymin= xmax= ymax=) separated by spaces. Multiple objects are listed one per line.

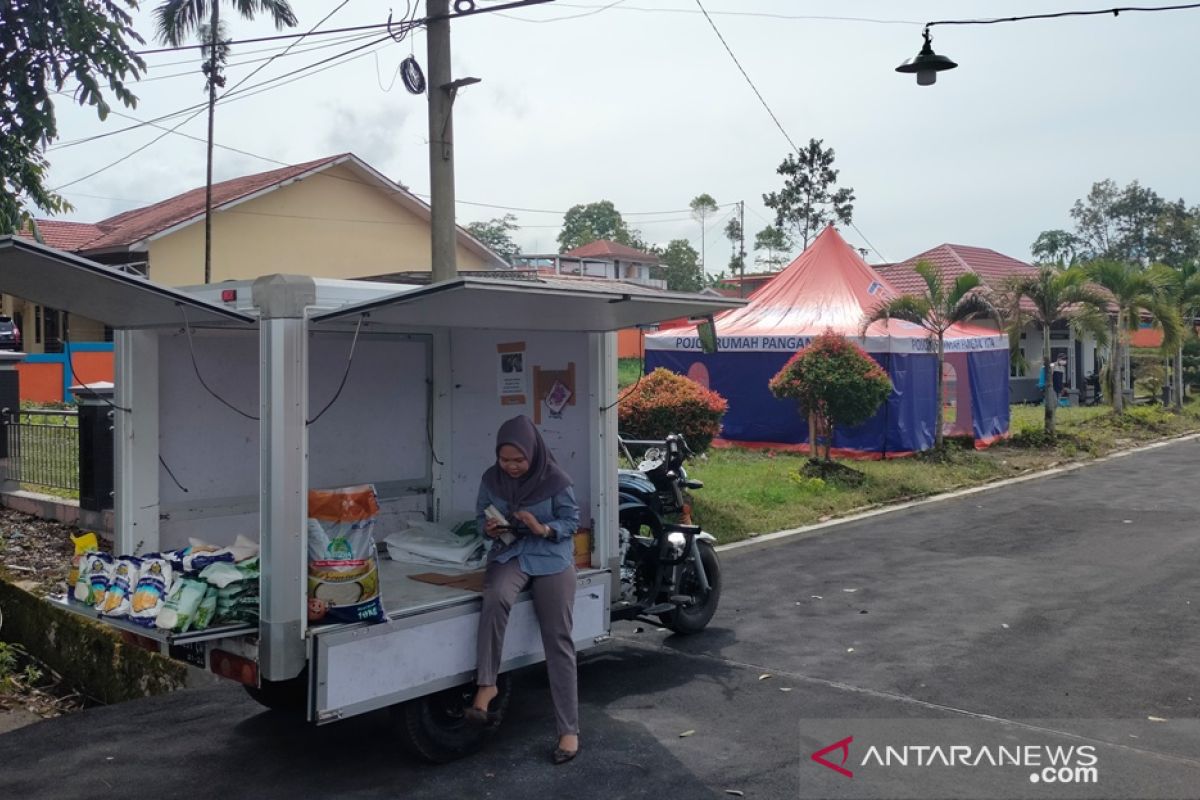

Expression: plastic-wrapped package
xmin=85 ymin=553 xmax=115 ymax=609
xmin=306 ymin=485 xmax=384 ymax=625
xmin=129 ymin=555 xmax=174 ymax=627
xmin=156 ymin=577 xmax=207 ymax=632
xmin=192 ymin=586 xmax=218 ymax=631
xmin=99 ymin=556 xmax=142 ymax=617
xmin=74 ymin=552 xmax=103 ymax=604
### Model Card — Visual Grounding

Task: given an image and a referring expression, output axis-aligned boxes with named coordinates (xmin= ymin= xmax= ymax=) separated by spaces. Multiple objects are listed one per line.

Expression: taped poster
xmin=497 ymin=341 xmax=527 ymax=406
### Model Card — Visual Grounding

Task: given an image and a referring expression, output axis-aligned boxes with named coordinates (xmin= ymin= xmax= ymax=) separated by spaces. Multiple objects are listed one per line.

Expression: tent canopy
xmin=643 ymin=225 xmax=1009 ymax=454
xmin=647 ymin=225 xmax=1006 ymax=355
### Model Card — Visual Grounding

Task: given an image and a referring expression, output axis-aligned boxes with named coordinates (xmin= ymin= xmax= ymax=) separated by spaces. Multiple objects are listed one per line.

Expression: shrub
xmin=618 ymin=367 xmax=728 ymax=452
xmin=769 ymin=330 xmax=893 ymax=461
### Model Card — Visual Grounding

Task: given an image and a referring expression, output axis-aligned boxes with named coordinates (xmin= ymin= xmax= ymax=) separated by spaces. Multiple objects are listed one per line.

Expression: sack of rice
xmin=307 ymin=485 xmax=384 ymax=625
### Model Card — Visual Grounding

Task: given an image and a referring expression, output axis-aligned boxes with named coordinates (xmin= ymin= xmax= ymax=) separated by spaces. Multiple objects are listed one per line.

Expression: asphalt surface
xmin=2 ymin=439 xmax=1199 ymax=799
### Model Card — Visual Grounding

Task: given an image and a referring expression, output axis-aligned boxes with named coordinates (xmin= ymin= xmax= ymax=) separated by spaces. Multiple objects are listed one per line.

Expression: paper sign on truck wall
xmin=497 ymin=341 xmax=527 ymax=406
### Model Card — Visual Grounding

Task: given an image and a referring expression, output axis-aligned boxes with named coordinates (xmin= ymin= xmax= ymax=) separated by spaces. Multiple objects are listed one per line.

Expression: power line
xmin=131 ymin=0 xmax=554 ymax=55
xmin=692 ymin=0 xmax=801 ymax=155
xmin=927 ymin=3 xmax=1200 ymax=28
xmin=134 ymin=30 xmax=381 ymax=84
xmin=50 ymin=33 xmax=392 ymax=152
xmin=691 ymin=1 xmax=889 ymax=264
xmin=49 ymin=34 xmax=395 ymax=190
xmin=492 ymin=1 xmax=922 ymax=25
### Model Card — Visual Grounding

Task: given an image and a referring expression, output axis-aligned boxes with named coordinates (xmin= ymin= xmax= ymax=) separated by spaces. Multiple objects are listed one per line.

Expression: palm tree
xmin=863 ymin=261 xmax=996 ymax=449
xmin=154 ymin=0 xmax=298 ymax=284
xmin=1005 ymin=266 xmax=1109 ymax=435
xmin=1084 ymin=260 xmax=1182 ymax=413
xmin=1149 ymin=262 xmax=1200 ymax=411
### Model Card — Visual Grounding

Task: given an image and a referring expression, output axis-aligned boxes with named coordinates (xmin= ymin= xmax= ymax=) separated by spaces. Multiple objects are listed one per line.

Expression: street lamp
xmin=895 ymin=28 xmax=958 ymax=86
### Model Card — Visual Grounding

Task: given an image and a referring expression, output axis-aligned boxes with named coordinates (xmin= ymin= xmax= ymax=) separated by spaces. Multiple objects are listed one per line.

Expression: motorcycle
xmin=612 ymin=433 xmax=722 ymax=634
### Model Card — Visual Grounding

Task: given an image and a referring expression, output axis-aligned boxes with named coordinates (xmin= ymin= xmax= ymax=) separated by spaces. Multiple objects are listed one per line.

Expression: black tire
xmin=394 ymin=675 xmax=513 ymax=763
xmin=243 ymin=670 xmax=308 ymax=713
xmin=659 ymin=540 xmax=721 ymax=635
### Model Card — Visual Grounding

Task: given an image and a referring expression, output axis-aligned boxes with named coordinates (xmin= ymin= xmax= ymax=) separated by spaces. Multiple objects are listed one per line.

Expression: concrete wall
xmin=147 ymin=163 xmax=495 ymax=285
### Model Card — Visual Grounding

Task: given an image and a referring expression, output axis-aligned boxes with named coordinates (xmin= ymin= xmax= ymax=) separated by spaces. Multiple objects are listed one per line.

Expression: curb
xmin=716 ymin=431 xmax=1200 ymax=556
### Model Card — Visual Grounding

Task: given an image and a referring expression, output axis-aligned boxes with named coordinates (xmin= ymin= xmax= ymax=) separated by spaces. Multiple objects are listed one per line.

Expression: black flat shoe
xmin=552 ymin=743 xmax=580 ymax=765
xmin=463 ymin=706 xmax=500 ymax=726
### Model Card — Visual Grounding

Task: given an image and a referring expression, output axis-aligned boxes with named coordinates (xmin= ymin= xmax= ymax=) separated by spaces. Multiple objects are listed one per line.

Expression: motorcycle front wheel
xmin=659 ymin=540 xmax=721 ymax=634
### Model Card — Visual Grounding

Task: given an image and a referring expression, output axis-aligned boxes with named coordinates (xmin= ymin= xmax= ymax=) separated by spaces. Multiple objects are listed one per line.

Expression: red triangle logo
xmin=811 ymin=735 xmax=854 ymax=778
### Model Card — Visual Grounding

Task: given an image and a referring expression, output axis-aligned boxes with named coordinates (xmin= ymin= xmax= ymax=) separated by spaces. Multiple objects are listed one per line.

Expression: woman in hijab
xmin=469 ymin=414 xmax=581 ymax=764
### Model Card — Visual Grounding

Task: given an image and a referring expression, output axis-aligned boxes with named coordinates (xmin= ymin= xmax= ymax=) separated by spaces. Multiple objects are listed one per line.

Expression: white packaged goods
xmin=99 ymin=556 xmax=142 ymax=617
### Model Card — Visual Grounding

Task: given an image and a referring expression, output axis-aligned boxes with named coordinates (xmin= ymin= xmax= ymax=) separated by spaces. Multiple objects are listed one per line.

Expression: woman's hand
xmin=513 ymin=510 xmax=551 ymax=537
xmin=483 ymin=517 xmax=503 ymax=538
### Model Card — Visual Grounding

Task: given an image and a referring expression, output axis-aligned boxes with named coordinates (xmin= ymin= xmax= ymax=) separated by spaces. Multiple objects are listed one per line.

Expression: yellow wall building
xmin=11 ymin=153 xmax=506 ymax=353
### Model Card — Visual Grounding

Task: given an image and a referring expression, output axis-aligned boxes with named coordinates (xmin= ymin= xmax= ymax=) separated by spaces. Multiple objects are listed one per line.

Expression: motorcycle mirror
xmin=692 ymin=315 xmax=718 ymax=354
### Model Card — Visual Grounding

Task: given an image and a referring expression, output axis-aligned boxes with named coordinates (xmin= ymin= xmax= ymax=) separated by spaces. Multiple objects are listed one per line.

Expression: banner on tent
xmin=647 ymin=333 xmax=1008 ymax=354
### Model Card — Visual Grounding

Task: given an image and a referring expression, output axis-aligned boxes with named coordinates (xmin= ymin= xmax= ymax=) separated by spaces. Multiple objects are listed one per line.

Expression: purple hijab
xmin=482 ymin=415 xmax=572 ymax=509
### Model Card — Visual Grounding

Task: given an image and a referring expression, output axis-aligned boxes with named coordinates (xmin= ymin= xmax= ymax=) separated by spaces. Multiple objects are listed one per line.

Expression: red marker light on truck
xmin=220 ymin=289 xmax=237 ymax=303
xmin=211 ymin=649 xmax=257 ymax=686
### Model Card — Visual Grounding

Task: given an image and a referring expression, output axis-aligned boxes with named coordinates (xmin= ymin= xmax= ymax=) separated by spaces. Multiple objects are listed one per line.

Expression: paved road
xmin=3 ymin=439 xmax=1199 ymax=799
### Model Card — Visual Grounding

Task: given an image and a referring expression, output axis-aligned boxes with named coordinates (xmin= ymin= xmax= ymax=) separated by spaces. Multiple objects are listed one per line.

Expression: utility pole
xmin=203 ymin=3 xmax=220 ymax=284
xmin=427 ymin=0 xmax=457 ymax=283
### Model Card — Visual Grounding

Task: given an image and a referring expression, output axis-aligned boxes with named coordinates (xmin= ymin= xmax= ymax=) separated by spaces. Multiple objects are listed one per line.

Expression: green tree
xmin=1148 ymin=261 xmax=1200 ymax=410
xmin=863 ymin=262 xmax=996 ymax=449
xmin=753 ymin=225 xmax=792 ymax=270
xmin=762 ymin=138 xmax=855 ymax=250
xmin=689 ymin=193 xmax=718 ymax=270
xmin=769 ymin=331 xmax=893 ymax=462
xmin=724 ymin=215 xmax=745 ymax=278
xmin=154 ymin=0 xmax=298 ymax=282
xmin=0 ymin=0 xmax=146 ymax=234
xmin=1084 ymin=260 xmax=1181 ymax=413
xmin=657 ymin=239 xmax=703 ymax=293
xmin=1030 ymin=229 xmax=1082 ymax=267
xmin=465 ymin=214 xmax=521 ymax=264
xmin=556 ymin=200 xmax=646 ymax=252
xmin=1005 ymin=267 xmax=1110 ymax=434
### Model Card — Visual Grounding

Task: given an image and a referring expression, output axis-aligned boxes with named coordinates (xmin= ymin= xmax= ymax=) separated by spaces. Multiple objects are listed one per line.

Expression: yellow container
xmin=573 ymin=528 xmax=592 ymax=569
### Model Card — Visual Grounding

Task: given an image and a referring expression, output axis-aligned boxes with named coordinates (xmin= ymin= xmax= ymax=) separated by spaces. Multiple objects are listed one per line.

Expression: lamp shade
xmin=896 ymin=31 xmax=957 ymax=85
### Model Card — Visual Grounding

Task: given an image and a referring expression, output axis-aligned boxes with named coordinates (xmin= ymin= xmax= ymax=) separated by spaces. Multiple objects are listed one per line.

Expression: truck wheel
xmin=395 ymin=675 xmax=512 ymax=763
xmin=243 ymin=670 xmax=308 ymax=713
xmin=659 ymin=541 xmax=721 ymax=635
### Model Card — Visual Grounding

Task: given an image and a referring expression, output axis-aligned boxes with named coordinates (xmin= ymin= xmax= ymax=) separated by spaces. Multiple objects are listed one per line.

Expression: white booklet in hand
xmin=484 ymin=504 xmax=516 ymax=545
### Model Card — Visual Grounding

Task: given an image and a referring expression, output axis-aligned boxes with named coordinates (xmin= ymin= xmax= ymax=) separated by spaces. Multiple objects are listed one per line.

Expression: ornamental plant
xmin=618 ymin=368 xmax=728 ymax=452
xmin=769 ymin=330 xmax=893 ymax=461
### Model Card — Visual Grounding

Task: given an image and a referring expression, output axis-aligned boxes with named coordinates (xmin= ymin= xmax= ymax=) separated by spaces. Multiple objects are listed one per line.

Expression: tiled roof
xmin=16 ymin=220 xmax=105 ymax=250
xmin=565 ymin=239 xmax=659 ymax=264
xmin=876 ymin=243 xmax=1037 ymax=296
xmin=80 ymin=155 xmax=347 ymax=250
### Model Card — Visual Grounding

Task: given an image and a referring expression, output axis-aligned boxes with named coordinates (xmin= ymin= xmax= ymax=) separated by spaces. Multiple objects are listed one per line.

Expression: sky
xmin=40 ymin=0 xmax=1200 ymax=275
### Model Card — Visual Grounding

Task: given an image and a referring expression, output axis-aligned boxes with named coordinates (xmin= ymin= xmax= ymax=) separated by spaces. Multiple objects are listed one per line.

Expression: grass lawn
xmin=618 ymin=357 xmax=643 ymax=389
xmin=686 ymin=401 xmax=1200 ymax=544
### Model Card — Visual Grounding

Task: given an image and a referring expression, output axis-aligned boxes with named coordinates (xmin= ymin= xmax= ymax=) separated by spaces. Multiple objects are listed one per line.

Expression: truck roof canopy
xmin=310 ymin=276 xmax=744 ymax=332
xmin=0 ymin=237 xmax=255 ymax=329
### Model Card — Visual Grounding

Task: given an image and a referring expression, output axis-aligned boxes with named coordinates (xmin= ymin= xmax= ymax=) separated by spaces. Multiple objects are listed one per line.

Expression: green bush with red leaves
xmin=769 ymin=331 xmax=893 ymax=460
xmin=618 ymin=368 xmax=728 ymax=452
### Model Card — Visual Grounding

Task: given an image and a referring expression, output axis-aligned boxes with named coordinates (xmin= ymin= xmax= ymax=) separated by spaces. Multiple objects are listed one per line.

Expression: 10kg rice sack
xmin=307 ymin=485 xmax=384 ymax=624
xmin=129 ymin=555 xmax=174 ymax=627
xmin=99 ymin=556 xmax=142 ymax=617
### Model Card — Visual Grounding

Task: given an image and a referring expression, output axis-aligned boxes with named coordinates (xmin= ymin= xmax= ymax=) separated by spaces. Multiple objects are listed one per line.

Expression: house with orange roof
xmin=876 ymin=243 xmax=1106 ymax=402
xmin=12 ymin=153 xmax=508 ymax=355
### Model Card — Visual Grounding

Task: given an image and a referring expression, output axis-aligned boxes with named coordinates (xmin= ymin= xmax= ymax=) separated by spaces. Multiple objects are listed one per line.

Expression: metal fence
xmin=2 ymin=408 xmax=80 ymax=492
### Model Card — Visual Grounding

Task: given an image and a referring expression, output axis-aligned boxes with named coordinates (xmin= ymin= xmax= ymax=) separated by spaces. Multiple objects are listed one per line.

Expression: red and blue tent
xmin=644 ymin=226 xmax=1010 ymax=456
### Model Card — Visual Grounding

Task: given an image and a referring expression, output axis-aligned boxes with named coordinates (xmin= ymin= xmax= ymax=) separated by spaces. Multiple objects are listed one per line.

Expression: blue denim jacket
xmin=475 ymin=483 xmax=580 ymax=576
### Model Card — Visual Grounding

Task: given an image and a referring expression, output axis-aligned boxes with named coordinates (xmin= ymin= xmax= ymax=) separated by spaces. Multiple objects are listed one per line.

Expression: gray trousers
xmin=476 ymin=557 xmax=579 ymax=736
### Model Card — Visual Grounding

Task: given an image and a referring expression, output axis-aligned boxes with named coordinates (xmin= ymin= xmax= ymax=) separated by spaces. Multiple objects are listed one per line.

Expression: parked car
xmin=0 ymin=316 xmax=20 ymax=350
